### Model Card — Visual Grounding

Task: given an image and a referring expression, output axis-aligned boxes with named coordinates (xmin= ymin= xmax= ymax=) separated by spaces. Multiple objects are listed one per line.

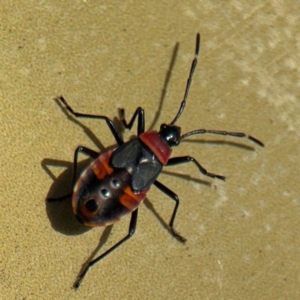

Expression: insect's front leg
xmin=56 ymin=96 xmax=124 ymax=145
xmin=119 ymin=107 xmax=145 ymax=135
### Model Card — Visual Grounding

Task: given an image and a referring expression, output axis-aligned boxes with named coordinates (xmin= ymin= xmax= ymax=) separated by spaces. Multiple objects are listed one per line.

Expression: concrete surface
xmin=1 ymin=1 xmax=300 ymax=299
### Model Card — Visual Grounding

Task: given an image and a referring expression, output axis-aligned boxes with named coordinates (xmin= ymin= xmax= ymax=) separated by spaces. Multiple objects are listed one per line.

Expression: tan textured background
xmin=1 ymin=1 xmax=300 ymax=299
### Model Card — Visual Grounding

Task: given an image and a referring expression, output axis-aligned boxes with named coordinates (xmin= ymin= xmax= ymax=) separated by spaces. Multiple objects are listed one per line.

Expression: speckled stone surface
xmin=1 ymin=1 xmax=300 ymax=299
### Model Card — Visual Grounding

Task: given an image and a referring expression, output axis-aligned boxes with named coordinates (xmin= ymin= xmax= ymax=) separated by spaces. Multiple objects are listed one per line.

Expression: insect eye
xmin=112 ymin=179 xmax=120 ymax=188
xmin=101 ymin=188 xmax=110 ymax=198
xmin=85 ymin=199 xmax=98 ymax=212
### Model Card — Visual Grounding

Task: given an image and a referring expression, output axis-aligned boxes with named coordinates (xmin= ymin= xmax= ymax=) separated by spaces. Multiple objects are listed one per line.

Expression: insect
xmin=48 ymin=33 xmax=264 ymax=289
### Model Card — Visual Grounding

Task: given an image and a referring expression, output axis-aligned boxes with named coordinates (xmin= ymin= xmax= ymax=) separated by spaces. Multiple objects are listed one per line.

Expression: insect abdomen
xmin=72 ymin=150 xmax=148 ymax=227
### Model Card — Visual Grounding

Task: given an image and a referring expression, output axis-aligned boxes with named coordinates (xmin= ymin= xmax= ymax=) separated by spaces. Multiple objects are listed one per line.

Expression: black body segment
xmin=111 ymin=139 xmax=163 ymax=192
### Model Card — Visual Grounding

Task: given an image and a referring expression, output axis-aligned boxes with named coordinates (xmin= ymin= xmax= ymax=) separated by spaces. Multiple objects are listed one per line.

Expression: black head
xmin=159 ymin=123 xmax=181 ymax=147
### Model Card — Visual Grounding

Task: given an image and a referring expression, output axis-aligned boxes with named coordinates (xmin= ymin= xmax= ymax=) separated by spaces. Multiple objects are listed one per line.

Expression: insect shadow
xmin=43 ymin=157 xmax=90 ymax=235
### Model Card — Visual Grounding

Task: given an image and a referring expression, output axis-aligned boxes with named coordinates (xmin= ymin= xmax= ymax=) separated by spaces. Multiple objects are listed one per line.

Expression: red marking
xmin=124 ymin=186 xmax=148 ymax=200
xmin=92 ymin=158 xmax=108 ymax=180
xmin=99 ymin=150 xmax=114 ymax=174
xmin=119 ymin=193 xmax=139 ymax=211
xmin=91 ymin=150 xmax=115 ymax=180
xmin=120 ymin=186 xmax=148 ymax=210
xmin=139 ymin=131 xmax=172 ymax=165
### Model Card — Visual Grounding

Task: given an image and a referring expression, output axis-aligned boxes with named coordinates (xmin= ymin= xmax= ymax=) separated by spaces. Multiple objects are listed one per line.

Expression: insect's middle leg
xmin=167 ymin=156 xmax=226 ymax=181
xmin=154 ymin=180 xmax=186 ymax=243
xmin=119 ymin=107 xmax=145 ymax=135
xmin=47 ymin=146 xmax=99 ymax=202
xmin=73 ymin=208 xmax=138 ymax=289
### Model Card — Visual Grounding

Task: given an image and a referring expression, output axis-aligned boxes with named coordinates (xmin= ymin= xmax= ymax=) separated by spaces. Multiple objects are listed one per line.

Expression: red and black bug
xmin=48 ymin=33 xmax=264 ymax=289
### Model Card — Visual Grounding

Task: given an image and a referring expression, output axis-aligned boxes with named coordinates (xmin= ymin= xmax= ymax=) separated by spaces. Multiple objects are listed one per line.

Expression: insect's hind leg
xmin=47 ymin=146 xmax=99 ymax=202
xmin=56 ymin=96 xmax=124 ymax=145
xmin=73 ymin=208 xmax=139 ymax=289
xmin=119 ymin=107 xmax=145 ymax=135
xmin=154 ymin=180 xmax=186 ymax=243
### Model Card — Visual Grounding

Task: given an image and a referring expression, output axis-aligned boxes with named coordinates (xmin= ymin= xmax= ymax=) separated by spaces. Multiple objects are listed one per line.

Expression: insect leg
xmin=47 ymin=146 xmax=99 ymax=202
xmin=56 ymin=96 xmax=124 ymax=145
xmin=119 ymin=107 xmax=145 ymax=135
xmin=153 ymin=180 xmax=186 ymax=243
xmin=73 ymin=208 xmax=138 ymax=289
xmin=167 ymin=156 xmax=226 ymax=181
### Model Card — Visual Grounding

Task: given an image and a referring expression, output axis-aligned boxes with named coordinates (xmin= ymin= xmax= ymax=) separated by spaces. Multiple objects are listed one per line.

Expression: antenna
xmin=170 ymin=33 xmax=200 ymax=125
